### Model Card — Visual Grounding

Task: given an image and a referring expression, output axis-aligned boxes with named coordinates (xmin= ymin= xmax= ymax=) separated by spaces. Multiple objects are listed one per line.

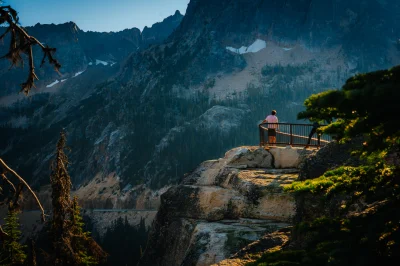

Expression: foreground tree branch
xmin=0 ymin=224 xmax=7 ymax=237
xmin=0 ymin=158 xmax=45 ymax=222
xmin=0 ymin=4 xmax=61 ymax=94
xmin=1 ymin=172 xmax=16 ymax=193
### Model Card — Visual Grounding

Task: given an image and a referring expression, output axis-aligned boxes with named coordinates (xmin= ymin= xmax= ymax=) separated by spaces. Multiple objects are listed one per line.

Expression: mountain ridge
xmin=1 ymin=0 xmax=400 ymax=209
xmin=0 ymin=10 xmax=184 ymax=96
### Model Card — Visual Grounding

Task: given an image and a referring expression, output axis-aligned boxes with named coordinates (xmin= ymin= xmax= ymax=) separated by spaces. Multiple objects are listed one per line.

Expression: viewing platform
xmin=259 ymin=123 xmax=332 ymax=148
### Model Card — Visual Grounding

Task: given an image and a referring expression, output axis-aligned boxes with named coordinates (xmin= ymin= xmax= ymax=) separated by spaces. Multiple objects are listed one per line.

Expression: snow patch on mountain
xmin=46 ymin=80 xmax=60 ymax=88
xmin=226 ymin=39 xmax=267 ymax=54
xmin=96 ymin=59 xmax=108 ymax=66
xmin=74 ymin=71 xmax=85 ymax=77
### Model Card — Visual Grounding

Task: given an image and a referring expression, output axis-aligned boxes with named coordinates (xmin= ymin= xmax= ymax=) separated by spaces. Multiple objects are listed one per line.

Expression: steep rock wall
xmin=139 ymin=146 xmax=315 ymax=266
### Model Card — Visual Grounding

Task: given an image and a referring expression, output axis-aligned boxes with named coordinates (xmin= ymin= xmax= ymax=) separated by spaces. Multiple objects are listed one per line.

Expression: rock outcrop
xmin=298 ymin=137 xmax=364 ymax=181
xmin=139 ymin=146 xmax=315 ymax=266
xmin=212 ymin=228 xmax=291 ymax=266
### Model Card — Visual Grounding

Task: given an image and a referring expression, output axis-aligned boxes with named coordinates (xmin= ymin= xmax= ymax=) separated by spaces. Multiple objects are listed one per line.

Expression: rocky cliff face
xmin=1 ymin=0 xmax=400 ymax=212
xmin=124 ymin=0 xmax=400 ymax=99
xmin=139 ymin=146 xmax=314 ymax=266
xmin=142 ymin=10 xmax=184 ymax=47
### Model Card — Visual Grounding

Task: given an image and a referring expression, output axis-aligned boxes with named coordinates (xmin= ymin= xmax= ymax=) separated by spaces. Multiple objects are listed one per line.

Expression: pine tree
xmin=48 ymin=130 xmax=107 ymax=266
xmin=26 ymin=239 xmax=37 ymax=266
xmin=297 ymin=65 xmax=400 ymax=149
xmin=50 ymin=130 xmax=73 ymax=265
xmin=0 ymin=208 xmax=27 ymax=265
xmin=70 ymin=197 xmax=101 ymax=266
xmin=100 ymin=216 xmax=148 ymax=266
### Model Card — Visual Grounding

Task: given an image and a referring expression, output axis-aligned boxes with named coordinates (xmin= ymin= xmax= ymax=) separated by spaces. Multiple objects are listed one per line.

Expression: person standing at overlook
xmin=260 ymin=110 xmax=279 ymax=145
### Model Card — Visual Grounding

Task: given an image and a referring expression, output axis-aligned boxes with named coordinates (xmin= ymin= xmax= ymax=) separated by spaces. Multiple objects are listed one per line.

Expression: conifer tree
xmin=50 ymin=130 xmax=72 ymax=264
xmin=48 ymin=130 xmax=107 ymax=266
xmin=26 ymin=239 xmax=37 ymax=266
xmin=69 ymin=197 xmax=100 ymax=266
xmin=0 ymin=207 xmax=27 ymax=265
xmin=297 ymin=66 xmax=400 ymax=148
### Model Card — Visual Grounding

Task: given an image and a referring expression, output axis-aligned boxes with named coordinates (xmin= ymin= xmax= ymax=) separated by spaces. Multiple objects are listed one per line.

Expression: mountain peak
xmin=174 ymin=10 xmax=182 ymax=16
xmin=30 ymin=21 xmax=81 ymax=33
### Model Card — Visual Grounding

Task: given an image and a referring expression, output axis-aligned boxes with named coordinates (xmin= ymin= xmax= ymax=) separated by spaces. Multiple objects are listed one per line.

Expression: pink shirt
xmin=266 ymin=115 xmax=278 ymax=128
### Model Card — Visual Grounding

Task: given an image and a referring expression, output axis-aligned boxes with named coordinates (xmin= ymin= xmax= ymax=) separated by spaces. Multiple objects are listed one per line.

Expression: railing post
xmin=290 ymin=124 xmax=293 ymax=146
xmin=318 ymin=133 xmax=321 ymax=148
xmin=259 ymin=125 xmax=263 ymax=146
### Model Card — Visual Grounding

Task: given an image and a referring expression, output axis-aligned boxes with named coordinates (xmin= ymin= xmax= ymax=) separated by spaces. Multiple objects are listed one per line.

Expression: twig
xmin=1 ymin=172 xmax=16 ymax=193
xmin=21 ymin=44 xmax=39 ymax=94
xmin=13 ymin=20 xmax=61 ymax=72
xmin=11 ymin=183 xmax=23 ymax=210
xmin=0 ymin=224 xmax=9 ymax=237
xmin=0 ymin=158 xmax=46 ymax=222
xmin=13 ymin=23 xmax=46 ymax=50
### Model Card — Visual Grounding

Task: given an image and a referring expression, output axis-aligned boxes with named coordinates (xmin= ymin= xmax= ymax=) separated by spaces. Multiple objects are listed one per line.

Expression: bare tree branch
xmin=0 ymin=224 xmax=8 ymax=237
xmin=0 ymin=5 xmax=61 ymax=95
xmin=0 ymin=158 xmax=45 ymax=222
xmin=1 ymin=172 xmax=16 ymax=193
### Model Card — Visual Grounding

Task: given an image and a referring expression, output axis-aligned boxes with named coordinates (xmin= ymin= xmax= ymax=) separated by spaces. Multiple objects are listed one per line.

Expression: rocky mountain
xmin=1 ymin=0 xmax=400 ymax=211
xmin=142 ymin=10 xmax=185 ymax=46
xmin=0 ymin=10 xmax=183 ymax=96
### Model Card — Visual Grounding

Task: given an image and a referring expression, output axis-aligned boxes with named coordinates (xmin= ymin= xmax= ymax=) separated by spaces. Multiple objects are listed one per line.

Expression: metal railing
xmin=259 ymin=123 xmax=331 ymax=148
